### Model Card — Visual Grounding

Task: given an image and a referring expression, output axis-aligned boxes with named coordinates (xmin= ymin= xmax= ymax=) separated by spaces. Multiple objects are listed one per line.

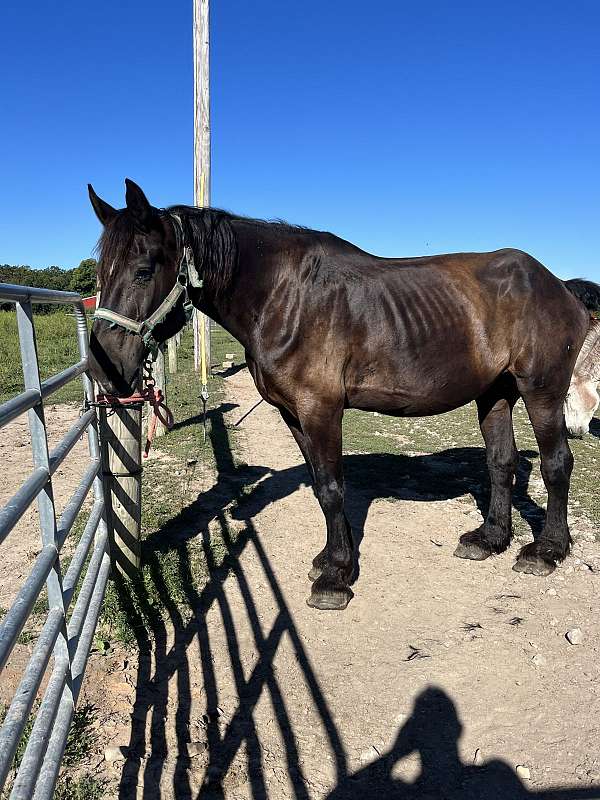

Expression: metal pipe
xmin=56 ymin=459 xmax=100 ymax=550
xmin=40 ymin=360 xmax=87 ymax=401
xmin=0 ymin=543 xmax=58 ymax=672
xmin=61 ymin=500 xmax=104 ymax=608
xmin=9 ymin=659 xmax=70 ymax=800
xmin=13 ymin=300 xmax=74 ymax=800
xmin=66 ymin=527 xmax=109 ymax=655
xmin=0 ymin=466 xmax=49 ymax=546
xmin=0 ymin=607 xmax=63 ymax=788
xmin=32 ymin=553 xmax=111 ymax=800
xmin=0 ymin=283 xmax=81 ymax=304
xmin=0 ymin=389 xmax=40 ymax=429
xmin=48 ymin=408 xmax=95 ymax=476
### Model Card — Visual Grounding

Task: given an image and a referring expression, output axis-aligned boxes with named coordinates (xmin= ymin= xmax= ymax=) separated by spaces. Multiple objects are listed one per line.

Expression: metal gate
xmin=0 ymin=283 xmax=109 ymax=799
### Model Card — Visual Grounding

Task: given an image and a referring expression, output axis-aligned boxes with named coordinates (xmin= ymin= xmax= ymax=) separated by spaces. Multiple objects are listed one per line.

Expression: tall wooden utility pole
xmin=193 ymin=0 xmax=211 ymax=373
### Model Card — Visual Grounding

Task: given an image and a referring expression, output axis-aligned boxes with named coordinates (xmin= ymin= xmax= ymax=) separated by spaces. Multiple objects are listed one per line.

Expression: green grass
xmin=53 ymin=775 xmax=105 ymax=800
xmin=0 ymin=310 xmax=88 ymax=404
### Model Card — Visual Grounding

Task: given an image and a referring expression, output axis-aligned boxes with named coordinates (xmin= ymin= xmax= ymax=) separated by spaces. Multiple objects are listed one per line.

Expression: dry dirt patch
xmin=0 ymin=403 xmax=92 ymax=610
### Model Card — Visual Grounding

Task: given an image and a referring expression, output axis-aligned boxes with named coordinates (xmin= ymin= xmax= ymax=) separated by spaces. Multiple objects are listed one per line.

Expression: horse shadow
xmin=228 ymin=444 xmax=545 ymax=580
xmin=113 ymin=404 xmax=598 ymax=800
xmin=589 ymin=417 xmax=600 ymax=439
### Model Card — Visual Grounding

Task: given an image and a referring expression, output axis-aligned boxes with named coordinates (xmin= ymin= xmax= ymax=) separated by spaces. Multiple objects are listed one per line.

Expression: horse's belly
xmin=345 ymin=364 xmax=495 ymax=416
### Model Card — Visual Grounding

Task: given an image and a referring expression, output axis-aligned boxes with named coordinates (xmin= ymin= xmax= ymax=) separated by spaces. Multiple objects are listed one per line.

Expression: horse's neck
xmin=193 ymin=220 xmax=272 ymax=353
xmin=574 ymin=319 xmax=600 ymax=380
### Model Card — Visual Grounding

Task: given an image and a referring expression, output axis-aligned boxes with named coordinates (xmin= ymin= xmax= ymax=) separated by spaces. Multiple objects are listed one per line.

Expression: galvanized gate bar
xmin=47 ymin=408 xmax=95 ymax=474
xmin=40 ymin=359 xmax=87 ymax=401
xmin=0 ymin=388 xmax=41 ymax=428
xmin=66 ymin=526 xmax=109 ymax=648
xmin=9 ymin=659 xmax=71 ymax=799
xmin=32 ymin=553 xmax=111 ymax=800
xmin=0 ymin=466 xmax=50 ymax=546
xmin=61 ymin=500 xmax=104 ymax=606
xmin=0 ymin=543 xmax=59 ymax=672
xmin=0 ymin=282 xmax=82 ymax=304
xmin=0 ymin=607 xmax=64 ymax=787
xmin=0 ymin=282 xmax=114 ymax=798
xmin=55 ymin=460 xmax=101 ymax=549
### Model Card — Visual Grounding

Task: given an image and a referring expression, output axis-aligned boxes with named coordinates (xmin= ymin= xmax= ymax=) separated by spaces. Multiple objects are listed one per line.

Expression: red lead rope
xmin=96 ymin=378 xmax=174 ymax=458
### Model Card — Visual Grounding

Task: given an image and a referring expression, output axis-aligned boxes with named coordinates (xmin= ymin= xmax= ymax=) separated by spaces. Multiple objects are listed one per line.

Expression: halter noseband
xmin=93 ymin=213 xmax=202 ymax=354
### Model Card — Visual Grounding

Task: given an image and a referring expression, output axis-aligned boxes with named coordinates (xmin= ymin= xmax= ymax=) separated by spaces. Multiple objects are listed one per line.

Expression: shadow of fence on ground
xmin=114 ymin=404 xmax=600 ymax=800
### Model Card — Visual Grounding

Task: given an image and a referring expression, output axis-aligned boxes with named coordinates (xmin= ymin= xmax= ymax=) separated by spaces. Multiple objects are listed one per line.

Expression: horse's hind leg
xmin=513 ymin=392 xmax=573 ymax=576
xmin=279 ymin=403 xmax=354 ymax=610
xmin=454 ymin=376 xmax=519 ymax=561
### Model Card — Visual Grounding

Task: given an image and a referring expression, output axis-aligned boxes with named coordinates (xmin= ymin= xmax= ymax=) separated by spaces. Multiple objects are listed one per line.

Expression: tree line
xmin=0 ymin=259 xmax=97 ymax=311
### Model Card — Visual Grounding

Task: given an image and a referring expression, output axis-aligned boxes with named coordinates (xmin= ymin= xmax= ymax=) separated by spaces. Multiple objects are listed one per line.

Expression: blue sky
xmin=1 ymin=1 xmax=598 ymax=280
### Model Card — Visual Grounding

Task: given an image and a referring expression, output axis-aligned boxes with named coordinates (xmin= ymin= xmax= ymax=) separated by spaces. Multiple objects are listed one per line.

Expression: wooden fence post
xmin=99 ymin=405 xmax=142 ymax=577
xmin=168 ymin=336 xmax=177 ymax=374
xmin=154 ymin=347 xmax=168 ymax=437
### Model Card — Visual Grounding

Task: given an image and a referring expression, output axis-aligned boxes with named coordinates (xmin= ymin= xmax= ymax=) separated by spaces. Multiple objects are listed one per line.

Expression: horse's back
xmin=253 ymin=233 xmax=589 ymax=416
xmin=332 ymin=247 xmax=589 ymax=415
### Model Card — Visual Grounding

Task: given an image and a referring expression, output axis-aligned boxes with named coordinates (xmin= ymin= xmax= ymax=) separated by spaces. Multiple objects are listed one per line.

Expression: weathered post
xmin=99 ymin=405 xmax=142 ymax=577
xmin=154 ymin=347 xmax=168 ymax=437
xmin=168 ymin=336 xmax=177 ymax=374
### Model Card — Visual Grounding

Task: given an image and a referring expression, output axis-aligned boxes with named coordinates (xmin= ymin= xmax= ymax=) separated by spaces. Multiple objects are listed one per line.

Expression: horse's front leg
xmin=280 ymin=403 xmax=354 ymax=610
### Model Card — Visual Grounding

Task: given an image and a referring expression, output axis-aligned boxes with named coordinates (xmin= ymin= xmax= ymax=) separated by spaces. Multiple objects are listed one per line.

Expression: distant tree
xmin=37 ymin=266 xmax=70 ymax=292
xmin=0 ymin=259 xmax=98 ymax=311
xmin=68 ymin=258 xmax=97 ymax=296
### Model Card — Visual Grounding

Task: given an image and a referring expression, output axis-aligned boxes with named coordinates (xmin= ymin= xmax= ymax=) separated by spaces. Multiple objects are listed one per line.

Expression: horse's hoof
xmin=513 ymin=557 xmax=555 ymax=576
xmin=307 ymin=581 xmax=353 ymax=611
xmin=453 ymin=541 xmax=491 ymax=561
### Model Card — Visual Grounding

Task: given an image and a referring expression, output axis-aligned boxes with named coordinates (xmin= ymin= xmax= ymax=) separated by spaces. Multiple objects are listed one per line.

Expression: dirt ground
xmin=2 ymin=370 xmax=600 ymax=799
xmin=0 ymin=404 xmax=92 ymax=610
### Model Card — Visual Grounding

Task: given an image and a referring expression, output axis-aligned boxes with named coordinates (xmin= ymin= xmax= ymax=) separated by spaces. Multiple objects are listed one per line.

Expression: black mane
xmin=564 ymin=278 xmax=600 ymax=312
xmin=168 ymin=206 xmax=238 ymax=299
xmin=95 ymin=204 xmax=320 ymax=297
xmin=95 ymin=205 xmax=239 ymax=298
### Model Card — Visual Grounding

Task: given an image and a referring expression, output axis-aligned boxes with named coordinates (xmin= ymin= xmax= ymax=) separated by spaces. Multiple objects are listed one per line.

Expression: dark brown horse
xmin=88 ymin=179 xmax=592 ymax=611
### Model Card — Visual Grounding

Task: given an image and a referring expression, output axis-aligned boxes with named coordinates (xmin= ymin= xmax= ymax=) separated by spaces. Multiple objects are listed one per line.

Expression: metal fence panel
xmin=0 ymin=284 xmax=111 ymax=797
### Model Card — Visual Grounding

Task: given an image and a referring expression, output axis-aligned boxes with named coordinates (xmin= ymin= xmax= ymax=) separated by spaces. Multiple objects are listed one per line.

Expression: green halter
xmin=93 ymin=213 xmax=202 ymax=354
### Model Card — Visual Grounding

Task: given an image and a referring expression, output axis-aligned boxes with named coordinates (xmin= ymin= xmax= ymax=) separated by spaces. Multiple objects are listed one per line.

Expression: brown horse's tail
xmin=564 ymin=278 xmax=600 ymax=312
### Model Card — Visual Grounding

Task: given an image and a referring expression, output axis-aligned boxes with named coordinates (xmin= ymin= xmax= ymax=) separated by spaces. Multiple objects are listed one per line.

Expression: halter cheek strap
xmin=93 ymin=213 xmax=201 ymax=354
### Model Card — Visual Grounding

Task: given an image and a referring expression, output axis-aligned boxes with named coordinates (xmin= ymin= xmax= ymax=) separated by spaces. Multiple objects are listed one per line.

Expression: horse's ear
xmin=88 ymin=184 xmax=117 ymax=226
xmin=125 ymin=178 xmax=153 ymax=228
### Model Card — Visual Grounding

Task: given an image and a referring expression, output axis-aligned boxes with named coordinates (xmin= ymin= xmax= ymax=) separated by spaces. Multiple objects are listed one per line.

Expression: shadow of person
xmin=326 ymin=687 xmax=530 ymax=800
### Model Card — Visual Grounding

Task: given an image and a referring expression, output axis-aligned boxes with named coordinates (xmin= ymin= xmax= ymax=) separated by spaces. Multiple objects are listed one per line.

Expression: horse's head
xmin=564 ymin=318 xmax=600 ymax=437
xmin=88 ymin=179 xmax=187 ymax=397
xmin=565 ymin=376 xmax=600 ymax=438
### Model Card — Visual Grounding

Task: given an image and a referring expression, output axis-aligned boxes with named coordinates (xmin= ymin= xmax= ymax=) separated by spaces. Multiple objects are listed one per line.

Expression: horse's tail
xmin=564 ymin=278 xmax=600 ymax=311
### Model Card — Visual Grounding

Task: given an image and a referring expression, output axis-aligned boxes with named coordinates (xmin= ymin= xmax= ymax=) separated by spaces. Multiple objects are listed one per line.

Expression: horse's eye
xmin=134 ymin=268 xmax=153 ymax=283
